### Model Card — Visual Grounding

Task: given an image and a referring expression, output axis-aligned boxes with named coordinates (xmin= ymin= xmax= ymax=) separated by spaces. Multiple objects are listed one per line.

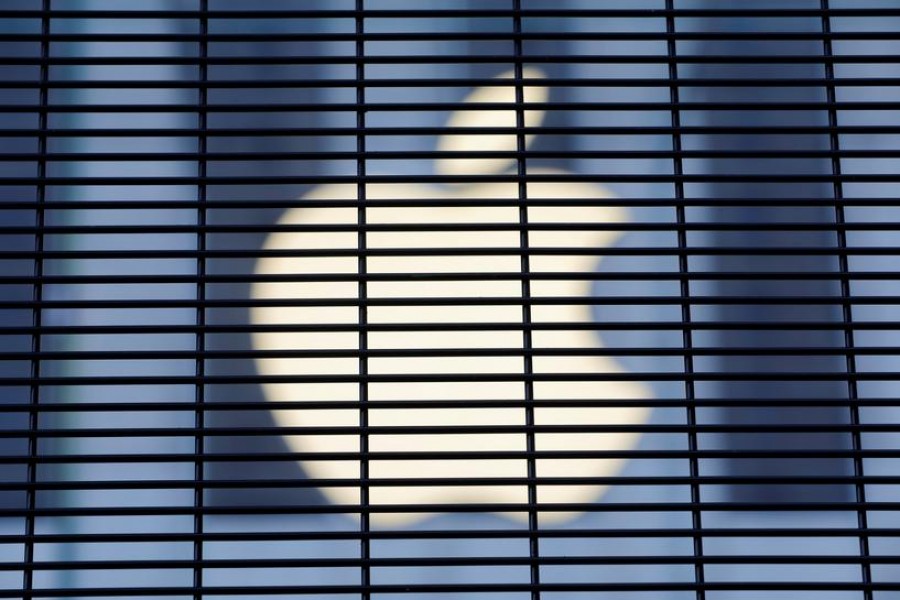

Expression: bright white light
xmin=251 ymin=69 xmax=651 ymax=526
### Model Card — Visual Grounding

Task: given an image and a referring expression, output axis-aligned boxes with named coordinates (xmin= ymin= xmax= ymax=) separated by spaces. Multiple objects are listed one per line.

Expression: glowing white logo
xmin=251 ymin=69 xmax=651 ymax=526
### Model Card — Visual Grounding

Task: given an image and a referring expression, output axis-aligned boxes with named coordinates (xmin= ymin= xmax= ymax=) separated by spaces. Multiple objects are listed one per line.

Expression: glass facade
xmin=1 ymin=1 xmax=898 ymax=597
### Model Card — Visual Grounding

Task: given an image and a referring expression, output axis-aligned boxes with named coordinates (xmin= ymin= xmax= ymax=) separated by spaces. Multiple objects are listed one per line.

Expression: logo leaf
xmin=436 ymin=67 xmax=548 ymax=177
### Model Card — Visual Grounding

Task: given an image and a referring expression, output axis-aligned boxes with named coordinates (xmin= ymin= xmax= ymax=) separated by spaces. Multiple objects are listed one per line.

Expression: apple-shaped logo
xmin=251 ymin=68 xmax=651 ymax=526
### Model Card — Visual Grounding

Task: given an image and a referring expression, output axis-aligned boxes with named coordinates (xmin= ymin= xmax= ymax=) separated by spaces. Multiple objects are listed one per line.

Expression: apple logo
xmin=250 ymin=68 xmax=652 ymax=526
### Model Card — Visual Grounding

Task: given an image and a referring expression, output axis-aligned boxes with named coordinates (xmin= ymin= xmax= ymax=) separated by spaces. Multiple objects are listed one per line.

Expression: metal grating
xmin=1 ymin=0 xmax=900 ymax=598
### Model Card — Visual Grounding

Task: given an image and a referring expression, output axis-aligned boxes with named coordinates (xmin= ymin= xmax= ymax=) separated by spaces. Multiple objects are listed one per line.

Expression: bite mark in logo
xmin=251 ymin=68 xmax=651 ymax=526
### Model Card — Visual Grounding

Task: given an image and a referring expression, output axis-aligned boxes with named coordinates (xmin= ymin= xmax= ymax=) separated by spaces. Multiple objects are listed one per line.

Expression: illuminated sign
xmin=251 ymin=70 xmax=651 ymax=526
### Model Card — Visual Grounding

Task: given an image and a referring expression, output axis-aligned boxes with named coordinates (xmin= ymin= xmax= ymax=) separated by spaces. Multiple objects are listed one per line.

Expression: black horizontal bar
xmin=2 ymin=124 xmax=898 ymax=137
xmin=1 ymin=448 xmax=898 ymax=466
xmin=0 ymin=500 xmax=898 ymax=519
xmin=6 ymin=54 xmax=900 ymax=66
xmin=2 ymin=222 xmax=899 ymax=235
xmin=0 ymin=527 xmax=892 ymax=546
xmin=0 ymin=474 xmax=897 ymax=492
xmin=0 ymin=270 xmax=893 ymax=286
xmin=5 ymin=148 xmax=900 ymax=161
xmin=0 ymin=198 xmax=896 ymax=211
xmin=2 ymin=8 xmax=900 ymax=18
xmin=1 ymin=76 xmax=899 ymax=89
xmin=0 ymin=294 xmax=888 ymax=310
xmin=3 ymin=553 xmax=898 ymax=572
xmin=3 ymin=173 xmax=899 ymax=186
xmin=0 ymin=321 xmax=886 ymax=336
xmin=0 ymin=372 xmax=894 ymax=387
xmin=2 ymin=248 xmax=898 ymax=260
xmin=0 ymin=344 xmax=890 ymax=362
xmin=3 ymin=30 xmax=900 ymax=42
xmin=0 ymin=582 xmax=896 ymax=599
xmin=0 ymin=423 xmax=896 ymax=439
xmin=2 ymin=249 xmax=899 ymax=261
xmin=0 ymin=397 xmax=894 ymax=413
